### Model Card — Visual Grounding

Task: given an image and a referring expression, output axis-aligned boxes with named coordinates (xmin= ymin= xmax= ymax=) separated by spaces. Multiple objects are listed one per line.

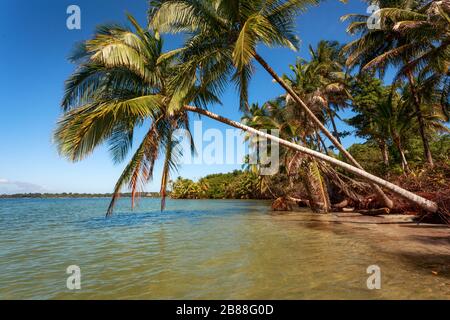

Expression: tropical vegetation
xmin=170 ymin=171 xmax=263 ymax=200
xmin=54 ymin=0 xmax=449 ymax=221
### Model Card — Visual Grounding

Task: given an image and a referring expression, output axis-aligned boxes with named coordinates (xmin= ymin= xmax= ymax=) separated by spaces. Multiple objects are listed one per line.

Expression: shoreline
xmin=269 ymin=210 xmax=450 ymax=277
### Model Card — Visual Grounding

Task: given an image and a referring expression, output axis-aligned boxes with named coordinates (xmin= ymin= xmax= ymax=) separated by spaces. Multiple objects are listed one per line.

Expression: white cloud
xmin=0 ymin=179 xmax=47 ymax=194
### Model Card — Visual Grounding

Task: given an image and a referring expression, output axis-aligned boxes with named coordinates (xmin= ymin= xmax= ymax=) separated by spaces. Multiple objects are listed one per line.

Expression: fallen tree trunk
xmin=253 ymin=53 xmax=393 ymax=209
xmin=333 ymin=199 xmax=350 ymax=209
xmin=184 ymin=105 xmax=439 ymax=214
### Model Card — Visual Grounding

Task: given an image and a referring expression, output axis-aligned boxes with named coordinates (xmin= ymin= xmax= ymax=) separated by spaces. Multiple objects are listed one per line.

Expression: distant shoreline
xmin=0 ymin=192 xmax=160 ymax=199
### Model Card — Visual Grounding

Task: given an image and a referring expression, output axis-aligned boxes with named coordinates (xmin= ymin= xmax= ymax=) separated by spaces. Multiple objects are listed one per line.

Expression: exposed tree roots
xmin=274 ymin=161 xmax=450 ymax=224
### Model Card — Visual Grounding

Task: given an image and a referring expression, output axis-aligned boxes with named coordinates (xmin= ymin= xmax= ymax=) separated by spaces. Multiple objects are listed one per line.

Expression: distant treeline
xmin=170 ymin=170 xmax=268 ymax=200
xmin=0 ymin=192 xmax=161 ymax=199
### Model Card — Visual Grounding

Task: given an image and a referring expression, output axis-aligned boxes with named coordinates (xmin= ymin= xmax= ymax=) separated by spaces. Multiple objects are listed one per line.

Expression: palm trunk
xmin=406 ymin=71 xmax=434 ymax=167
xmin=379 ymin=140 xmax=389 ymax=167
xmin=303 ymin=160 xmax=331 ymax=213
xmin=400 ymin=151 xmax=409 ymax=172
xmin=184 ymin=105 xmax=438 ymax=213
xmin=300 ymin=137 xmax=331 ymax=212
xmin=252 ymin=53 xmax=394 ymax=209
xmin=317 ymin=133 xmax=328 ymax=153
xmin=393 ymin=135 xmax=410 ymax=173
xmin=398 ymin=146 xmax=409 ymax=173
xmin=326 ymin=105 xmax=342 ymax=145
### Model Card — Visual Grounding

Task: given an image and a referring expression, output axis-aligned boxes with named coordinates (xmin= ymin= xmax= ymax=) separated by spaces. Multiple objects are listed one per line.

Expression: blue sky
xmin=0 ymin=0 xmax=374 ymax=194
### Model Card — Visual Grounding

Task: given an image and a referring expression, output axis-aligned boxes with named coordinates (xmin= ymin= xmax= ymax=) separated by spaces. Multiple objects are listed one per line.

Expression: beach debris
xmin=272 ymin=197 xmax=294 ymax=211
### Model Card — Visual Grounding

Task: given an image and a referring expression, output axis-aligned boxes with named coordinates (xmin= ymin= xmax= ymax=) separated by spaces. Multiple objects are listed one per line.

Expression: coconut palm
xmin=380 ymin=93 xmax=413 ymax=172
xmin=386 ymin=77 xmax=449 ymax=172
xmin=382 ymin=0 xmax=449 ymax=80
xmin=342 ymin=0 xmax=450 ymax=167
xmin=242 ymin=101 xmax=332 ymax=212
xmin=282 ymin=41 xmax=352 ymax=149
xmin=399 ymin=69 xmax=450 ymax=144
xmin=348 ymin=73 xmax=449 ymax=172
xmin=55 ymin=15 xmax=215 ymax=215
xmin=347 ymin=75 xmax=417 ymax=171
xmin=303 ymin=41 xmax=351 ymax=144
xmin=149 ymin=0 xmax=394 ymax=208
xmin=55 ymin=14 xmax=439 ymax=215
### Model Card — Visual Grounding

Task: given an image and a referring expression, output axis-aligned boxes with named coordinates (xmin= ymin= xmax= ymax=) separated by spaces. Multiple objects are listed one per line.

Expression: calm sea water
xmin=0 ymin=198 xmax=449 ymax=299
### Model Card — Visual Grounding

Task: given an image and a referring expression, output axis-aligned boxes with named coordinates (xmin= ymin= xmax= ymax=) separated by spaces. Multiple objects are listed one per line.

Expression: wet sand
xmin=270 ymin=210 xmax=450 ymax=278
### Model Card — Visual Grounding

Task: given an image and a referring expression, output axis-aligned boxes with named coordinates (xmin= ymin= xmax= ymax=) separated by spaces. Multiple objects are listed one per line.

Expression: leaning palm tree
xmin=55 ymin=16 xmax=212 ymax=215
xmin=148 ymin=0 xmax=394 ymax=208
xmin=55 ymin=14 xmax=439 ymax=215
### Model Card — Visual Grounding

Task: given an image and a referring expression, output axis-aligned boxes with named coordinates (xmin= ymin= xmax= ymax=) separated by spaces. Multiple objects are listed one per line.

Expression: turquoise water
xmin=0 ymin=198 xmax=449 ymax=299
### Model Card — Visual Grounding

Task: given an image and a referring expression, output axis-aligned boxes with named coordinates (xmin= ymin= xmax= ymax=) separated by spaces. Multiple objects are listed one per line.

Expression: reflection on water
xmin=0 ymin=198 xmax=449 ymax=299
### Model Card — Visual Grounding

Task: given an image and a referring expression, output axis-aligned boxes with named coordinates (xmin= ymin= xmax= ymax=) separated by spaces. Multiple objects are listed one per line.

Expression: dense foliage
xmin=348 ymin=135 xmax=450 ymax=177
xmin=170 ymin=171 xmax=263 ymax=200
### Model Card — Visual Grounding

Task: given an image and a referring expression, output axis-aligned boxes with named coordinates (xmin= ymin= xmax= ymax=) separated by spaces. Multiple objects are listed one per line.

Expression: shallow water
xmin=0 ymin=198 xmax=449 ymax=299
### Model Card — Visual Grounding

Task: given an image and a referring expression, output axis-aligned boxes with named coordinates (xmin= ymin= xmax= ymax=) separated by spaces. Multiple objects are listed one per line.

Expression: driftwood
xmin=287 ymin=196 xmax=310 ymax=208
xmin=272 ymin=197 xmax=294 ymax=211
xmin=333 ymin=199 xmax=350 ymax=209
xmin=332 ymin=195 xmax=387 ymax=211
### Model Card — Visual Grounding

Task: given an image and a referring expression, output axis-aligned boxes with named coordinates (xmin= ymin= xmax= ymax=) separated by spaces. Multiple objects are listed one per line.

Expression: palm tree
xmin=282 ymin=41 xmax=352 ymax=150
xmin=388 ymin=76 xmax=449 ymax=171
xmin=55 ymin=14 xmax=439 ymax=215
xmin=304 ymin=41 xmax=351 ymax=144
xmin=383 ymin=0 xmax=449 ymax=80
xmin=342 ymin=0 xmax=450 ymax=167
xmin=380 ymin=93 xmax=413 ymax=172
xmin=243 ymin=101 xmax=332 ymax=212
xmin=347 ymin=75 xmax=392 ymax=167
xmin=148 ymin=0 xmax=394 ymax=208
xmin=399 ymin=70 xmax=450 ymax=152
xmin=55 ymin=15 xmax=213 ymax=215
xmin=348 ymin=73 xmax=449 ymax=172
xmin=347 ymin=75 xmax=417 ymax=171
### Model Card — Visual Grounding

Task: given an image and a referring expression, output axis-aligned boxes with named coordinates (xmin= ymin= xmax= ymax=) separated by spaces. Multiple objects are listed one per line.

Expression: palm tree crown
xmin=55 ymin=15 xmax=218 ymax=215
xmin=148 ymin=0 xmax=319 ymax=110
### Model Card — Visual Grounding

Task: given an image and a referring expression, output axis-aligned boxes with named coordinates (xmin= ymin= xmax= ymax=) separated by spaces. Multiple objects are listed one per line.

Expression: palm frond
xmin=106 ymin=122 xmax=160 ymax=217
